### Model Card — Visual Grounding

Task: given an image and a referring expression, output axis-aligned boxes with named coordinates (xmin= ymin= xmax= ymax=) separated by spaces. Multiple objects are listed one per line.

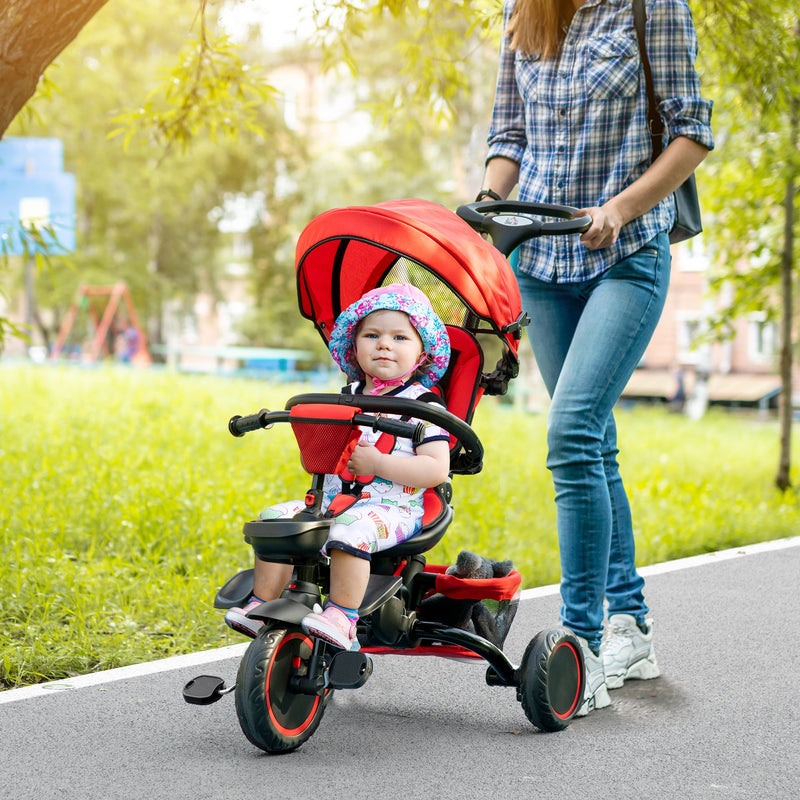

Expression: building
xmin=622 ymin=241 xmax=790 ymax=413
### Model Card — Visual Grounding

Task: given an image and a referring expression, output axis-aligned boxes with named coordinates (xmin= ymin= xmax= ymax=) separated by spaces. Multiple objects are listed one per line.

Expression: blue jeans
xmin=515 ymin=234 xmax=670 ymax=651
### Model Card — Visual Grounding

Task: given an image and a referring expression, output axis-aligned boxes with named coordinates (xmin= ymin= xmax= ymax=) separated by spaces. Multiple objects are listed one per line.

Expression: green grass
xmin=2 ymin=363 xmax=798 ymax=688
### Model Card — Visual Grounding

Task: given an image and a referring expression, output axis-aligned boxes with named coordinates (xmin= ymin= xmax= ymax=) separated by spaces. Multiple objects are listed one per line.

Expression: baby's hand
xmin=347 ymin=440 xmax=384 ymax=476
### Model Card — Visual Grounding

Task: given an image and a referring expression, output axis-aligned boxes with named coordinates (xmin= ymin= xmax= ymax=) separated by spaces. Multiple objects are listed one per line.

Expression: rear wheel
xmin=235 ymin=624 xmax=330 ymax=753
xmin=518 ymin=627 xmax=584 ymax=731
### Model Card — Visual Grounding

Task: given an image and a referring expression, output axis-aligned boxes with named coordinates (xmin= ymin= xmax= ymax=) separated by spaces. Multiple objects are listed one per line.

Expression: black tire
xmin=235 ymin=624 xmax=330 ymax=753
xmin=518 ymin=627 xmax=585 ymax=731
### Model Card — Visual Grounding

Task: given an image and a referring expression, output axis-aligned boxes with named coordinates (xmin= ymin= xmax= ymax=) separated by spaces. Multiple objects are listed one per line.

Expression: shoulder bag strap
xmin=632 ymin=0 xmax=664 ymax=159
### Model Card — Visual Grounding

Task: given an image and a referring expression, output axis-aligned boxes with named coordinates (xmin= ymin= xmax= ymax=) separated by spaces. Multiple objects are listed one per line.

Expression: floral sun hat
xmin=328 ymin=283 xmax=450 ymax=388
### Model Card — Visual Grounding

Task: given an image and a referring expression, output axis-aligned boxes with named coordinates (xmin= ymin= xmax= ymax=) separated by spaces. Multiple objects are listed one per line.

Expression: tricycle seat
xmin=243 ymin=517 xmax=331 ymax=561
xmin=243 ymin=482 xmax=453 ymax=562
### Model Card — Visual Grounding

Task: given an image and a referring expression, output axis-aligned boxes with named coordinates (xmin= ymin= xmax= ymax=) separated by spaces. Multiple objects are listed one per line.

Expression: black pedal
xmin=183 ymin=675 xmax=228 ymax=705
xmin=327 ymin=651 xmax=373 ymax=689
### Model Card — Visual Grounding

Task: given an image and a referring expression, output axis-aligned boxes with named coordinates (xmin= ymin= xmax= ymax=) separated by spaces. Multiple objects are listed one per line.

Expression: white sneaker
xmin=574 ymin=636 xmax=611 ymax=717
xmin=602 ymin=614 xmax=660 ymax=690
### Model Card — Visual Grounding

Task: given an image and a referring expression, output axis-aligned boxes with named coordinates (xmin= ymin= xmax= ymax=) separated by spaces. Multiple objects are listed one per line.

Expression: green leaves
xmin=696 ymin=1 xmax=800 ymax=113
xmin=695 ymin=1 xmax=800 ymax=271
xmin=109 ymin=30 xmax=277 ymax=152
xmin=314 ymin=0 xmax=501 ymax=133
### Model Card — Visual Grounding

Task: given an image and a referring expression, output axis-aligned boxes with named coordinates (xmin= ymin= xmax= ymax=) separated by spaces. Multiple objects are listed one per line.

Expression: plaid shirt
xmin=486 ymin=0 xmax=714 ymax=282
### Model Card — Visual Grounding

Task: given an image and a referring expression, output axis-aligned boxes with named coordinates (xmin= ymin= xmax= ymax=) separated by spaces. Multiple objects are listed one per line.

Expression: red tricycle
xmin=183 ymin=199 xmax=591 ymax=753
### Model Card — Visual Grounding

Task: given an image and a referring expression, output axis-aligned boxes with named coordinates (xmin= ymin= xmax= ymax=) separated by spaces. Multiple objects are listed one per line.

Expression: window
xmin=748 ymin=312 xmax=778 ymax=361
xmin=676 ymin=312 xmax=703 ymax=364
xmin=677 ymin=236 xmax=708 ymax=272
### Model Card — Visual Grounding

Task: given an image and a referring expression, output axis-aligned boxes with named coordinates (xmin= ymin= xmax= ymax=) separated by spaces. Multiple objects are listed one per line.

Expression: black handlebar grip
xmin=354 ymin=414 xmax=424 ymax=445
xmin=228 ymin=409 xmax=270 ymax=437
xmin=379 ymin=418 xmax=426 ymax=446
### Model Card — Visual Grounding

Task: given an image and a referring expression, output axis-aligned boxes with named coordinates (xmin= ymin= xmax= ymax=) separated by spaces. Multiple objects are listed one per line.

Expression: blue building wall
xmin=0 ymin=137 xmax=76 ymax=255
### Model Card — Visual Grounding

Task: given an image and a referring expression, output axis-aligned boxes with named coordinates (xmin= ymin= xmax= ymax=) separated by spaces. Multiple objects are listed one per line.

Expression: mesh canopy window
xmin=381 ymin=257 xmax=506 ymax=374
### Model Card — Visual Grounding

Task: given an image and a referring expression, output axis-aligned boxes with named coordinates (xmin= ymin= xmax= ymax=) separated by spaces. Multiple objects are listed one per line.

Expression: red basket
xmin=361 ymin=564 xmax=522 ymax=661
xmin=424 ymin=563 xmax=522 ymax=601
xmin=289 ymin=403 xmax=362 ymax=475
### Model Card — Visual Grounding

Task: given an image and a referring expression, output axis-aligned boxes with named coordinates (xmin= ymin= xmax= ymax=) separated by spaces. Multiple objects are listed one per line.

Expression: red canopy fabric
xmin=295 ymin=199 xmax=522 ymax=347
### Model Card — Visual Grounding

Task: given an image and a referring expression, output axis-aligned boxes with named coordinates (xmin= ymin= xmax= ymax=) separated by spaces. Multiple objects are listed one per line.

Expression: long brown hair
xmin=506 ymin=0 xmax=576 ymax=58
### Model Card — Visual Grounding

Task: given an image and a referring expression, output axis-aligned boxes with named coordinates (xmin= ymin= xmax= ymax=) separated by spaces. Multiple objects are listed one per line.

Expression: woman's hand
xmin=575 ymin=204 xmax=625 ymax=250
xmin=575 ymin=137 xmax=710 ymax=251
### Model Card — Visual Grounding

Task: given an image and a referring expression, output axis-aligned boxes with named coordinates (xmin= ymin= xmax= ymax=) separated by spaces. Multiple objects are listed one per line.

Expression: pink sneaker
xmin=302 ymin=605 xmax=357 ymax=650
xmin=224 ymin=596 xmax=264 ymax=639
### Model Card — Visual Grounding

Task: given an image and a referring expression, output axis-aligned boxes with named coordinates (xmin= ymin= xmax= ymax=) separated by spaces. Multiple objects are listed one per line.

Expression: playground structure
xmin=50 ymin=282 xmax=151 ymax=365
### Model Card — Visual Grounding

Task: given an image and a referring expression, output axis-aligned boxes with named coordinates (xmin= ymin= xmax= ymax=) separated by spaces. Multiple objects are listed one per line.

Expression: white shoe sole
xmin=301 ymin=617 xmax=354 ymax=650
xmin=574 ymin=682 xmax=611 ymax=717
xmin=224 ymin=611 xmax=262 ymax=639
xmin=605 ymin=654 xmax=660 ymax=689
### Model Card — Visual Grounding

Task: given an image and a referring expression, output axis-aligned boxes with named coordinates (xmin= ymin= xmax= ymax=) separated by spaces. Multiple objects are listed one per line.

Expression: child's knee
xmin=258 ymin=500 xmax=303 ymax=520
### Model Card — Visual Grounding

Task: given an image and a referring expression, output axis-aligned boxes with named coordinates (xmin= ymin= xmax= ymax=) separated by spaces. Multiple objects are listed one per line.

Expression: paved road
xmin=2 ymin=538 xmax=798 ymax=800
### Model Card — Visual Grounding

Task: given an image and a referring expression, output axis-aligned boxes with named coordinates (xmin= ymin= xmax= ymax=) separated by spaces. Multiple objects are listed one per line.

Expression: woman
xmin=478 ymin=0 xmax=713 ymax=715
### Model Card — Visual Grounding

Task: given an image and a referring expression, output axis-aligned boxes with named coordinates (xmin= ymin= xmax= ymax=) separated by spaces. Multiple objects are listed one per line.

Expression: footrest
xmin=213 ymin=569 xmax=254 ymax=609
xmin=359 ymin=574 xmax=402 ymax=616
xmin=328 ymin=651 xmax=373 ymax=689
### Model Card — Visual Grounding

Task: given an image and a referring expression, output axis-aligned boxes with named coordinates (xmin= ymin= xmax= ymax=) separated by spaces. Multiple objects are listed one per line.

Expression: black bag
xmin=632 ymin=0 xmax=702 ymax=244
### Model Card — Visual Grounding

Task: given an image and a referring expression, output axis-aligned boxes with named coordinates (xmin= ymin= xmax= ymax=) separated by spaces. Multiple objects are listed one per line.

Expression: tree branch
xmin=0 ymin=0 xmax=112 ymax=138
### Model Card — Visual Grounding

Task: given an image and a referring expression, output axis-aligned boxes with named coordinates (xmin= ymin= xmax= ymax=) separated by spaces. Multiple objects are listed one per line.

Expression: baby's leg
xmin=300 ymin=511 xmax=388 ymax=649
xmin=253 ymin=560 xmax=294 ymax=603
xmin=301 ymin=548 xmax=369 ymax=650
xmin=322 ymin=504 xmax=416 ymax=611
xmin=252 ymin=500 xmax=304 ymax=601
xmin=328 ymin=549 xmax=370 ymax=610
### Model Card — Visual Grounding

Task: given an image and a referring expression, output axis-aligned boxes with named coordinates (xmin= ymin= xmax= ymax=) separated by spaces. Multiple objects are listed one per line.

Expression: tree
xmin=0 ymin=0 xmax=112 ymax=136
xmin=4 ymin=0 xmax=300 ymax=353
xmin=1 ymin=0 xmax=498 ymax=348
xmin=696 ymin=2 xmax=800 ymax=490
xmin=3 ymin=0 xmax=497 ymax=358
xmin=0 ymin=0 xmax=500 ymax=145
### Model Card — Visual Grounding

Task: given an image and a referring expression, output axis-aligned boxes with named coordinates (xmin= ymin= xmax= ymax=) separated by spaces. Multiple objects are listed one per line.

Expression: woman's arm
xmin=580 ymin=0 xmax=714 ymax=249
xmin=479 ymin=155 xmax=520 ymax=201
xmin=577 ymin=136 xmax=709 ymax=250
xmin=346 ymin=438 xmax=451 ymax=488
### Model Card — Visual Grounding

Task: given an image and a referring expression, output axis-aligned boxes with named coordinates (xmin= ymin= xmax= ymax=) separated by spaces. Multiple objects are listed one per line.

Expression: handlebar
xmin=456 ymin=200 xmax=592 ymax=257
xmin=231 ymin=407 xmax=424 ymax=442
xmin=228 ymin=409 xmax=273 ymax=437
xmin=229 ymin=393 xmax=485 ymax=475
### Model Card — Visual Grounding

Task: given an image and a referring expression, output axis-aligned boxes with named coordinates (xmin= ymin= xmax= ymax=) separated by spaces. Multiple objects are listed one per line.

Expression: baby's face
xmin=354 ymin=310 xmax=425 ymax=392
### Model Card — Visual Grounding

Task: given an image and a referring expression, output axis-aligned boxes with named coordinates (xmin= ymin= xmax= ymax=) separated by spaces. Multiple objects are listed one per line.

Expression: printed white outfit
xmin=259 ymin=381 xmax=449 ymax=560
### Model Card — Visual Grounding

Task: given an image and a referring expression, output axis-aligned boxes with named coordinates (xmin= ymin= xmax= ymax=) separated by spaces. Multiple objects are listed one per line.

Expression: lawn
xmin=2 ymin=363 xmax=798 ymax=688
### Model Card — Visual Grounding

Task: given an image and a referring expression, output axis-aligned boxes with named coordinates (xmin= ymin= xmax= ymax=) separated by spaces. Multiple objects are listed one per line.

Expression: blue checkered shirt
xmin=486 ymin=0 xmax=714 ymax=282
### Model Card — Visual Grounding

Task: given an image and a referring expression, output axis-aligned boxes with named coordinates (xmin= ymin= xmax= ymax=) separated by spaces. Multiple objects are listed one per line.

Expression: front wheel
xmin=518 ymin=627 xmax=584 ymax=731
xmin=235 ymin=624 xmax=330 ymax=753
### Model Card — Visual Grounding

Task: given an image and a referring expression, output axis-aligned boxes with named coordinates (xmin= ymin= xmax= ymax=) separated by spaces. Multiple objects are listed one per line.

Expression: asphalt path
xmin=2 ymin=537 xmax=799 ymax=800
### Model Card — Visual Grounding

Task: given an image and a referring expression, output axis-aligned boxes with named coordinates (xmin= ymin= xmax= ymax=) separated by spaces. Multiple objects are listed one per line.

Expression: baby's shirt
xmin=321 ymin=380 xmax=449 ymax=508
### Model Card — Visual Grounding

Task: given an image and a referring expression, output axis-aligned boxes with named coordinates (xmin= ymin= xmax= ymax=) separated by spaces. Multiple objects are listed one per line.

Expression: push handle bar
xmin=456 ymin=200 xmax=592 ymax=257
